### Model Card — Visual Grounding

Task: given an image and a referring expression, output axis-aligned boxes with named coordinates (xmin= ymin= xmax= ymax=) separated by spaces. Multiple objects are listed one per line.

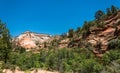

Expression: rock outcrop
xmin=59 ymin=38 xmax=69 ymax=48
xmin=13 ymin=31 xmax=52 ymax=51
xmin=87 ymin=12 xmax=120 ymax=57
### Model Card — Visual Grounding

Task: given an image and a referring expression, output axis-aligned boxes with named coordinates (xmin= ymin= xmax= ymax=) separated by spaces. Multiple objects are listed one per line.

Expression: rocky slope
xmin=13 ymin=11 xmax=120 ymax=57
xmin=13 ymin=31 xmax=52 ymax=51
xmin=60 ymin=11 xmax=120 ymax=57
xmin=86 ymin=11 xmax=120 ymax=57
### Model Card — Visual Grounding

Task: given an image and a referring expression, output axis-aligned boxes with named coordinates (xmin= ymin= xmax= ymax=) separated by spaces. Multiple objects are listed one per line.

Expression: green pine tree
xmin=0 ymin=20 xmax=11 ymax=63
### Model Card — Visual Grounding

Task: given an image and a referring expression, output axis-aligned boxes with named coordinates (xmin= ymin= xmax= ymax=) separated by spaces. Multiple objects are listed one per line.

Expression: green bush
xmin=108 ymin=38 xmax=120 ymax=49
xmin=80 ymin=59 xmax=103 ymax=73
xmin=102 ymin=50 xmax=120 ymax=65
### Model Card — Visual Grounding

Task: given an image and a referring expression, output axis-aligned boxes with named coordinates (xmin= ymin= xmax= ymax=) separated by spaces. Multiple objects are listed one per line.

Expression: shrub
xmin=80 ymin=59 xmax=103 ymax=73
xmin=102 ymin=50 xmax=120 ymax=65
xmin=108 ymin=38 xmax=120 ymax=49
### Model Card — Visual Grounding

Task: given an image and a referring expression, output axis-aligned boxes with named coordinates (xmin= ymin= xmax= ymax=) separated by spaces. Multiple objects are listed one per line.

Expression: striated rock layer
xmin=86 ymin=12 xmax=120 ymax=57
xmin=13 ymin=31 xmax=52 ymax=51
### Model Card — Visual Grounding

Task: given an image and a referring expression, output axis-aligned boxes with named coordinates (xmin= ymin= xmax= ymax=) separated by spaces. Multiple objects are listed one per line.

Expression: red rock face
xmin=59 ymin=38 xmax=69 ymax=48
xmin=13 ymin=31 xmax=51 ymax=50
xmin=87 ymin=12 xmax=120 ymax=57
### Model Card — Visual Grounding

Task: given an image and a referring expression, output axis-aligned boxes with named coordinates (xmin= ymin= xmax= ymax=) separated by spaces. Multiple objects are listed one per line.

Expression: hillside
xmin=13 ymin=8 xmax=120 ymax=57
xmin=86 ymin=11 xmax=120 ymax=57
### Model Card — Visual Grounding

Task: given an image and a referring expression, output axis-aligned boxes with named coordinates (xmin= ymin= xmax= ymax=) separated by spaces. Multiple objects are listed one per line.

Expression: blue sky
xmin=0 ymin=0 xmax=120 ymax=37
